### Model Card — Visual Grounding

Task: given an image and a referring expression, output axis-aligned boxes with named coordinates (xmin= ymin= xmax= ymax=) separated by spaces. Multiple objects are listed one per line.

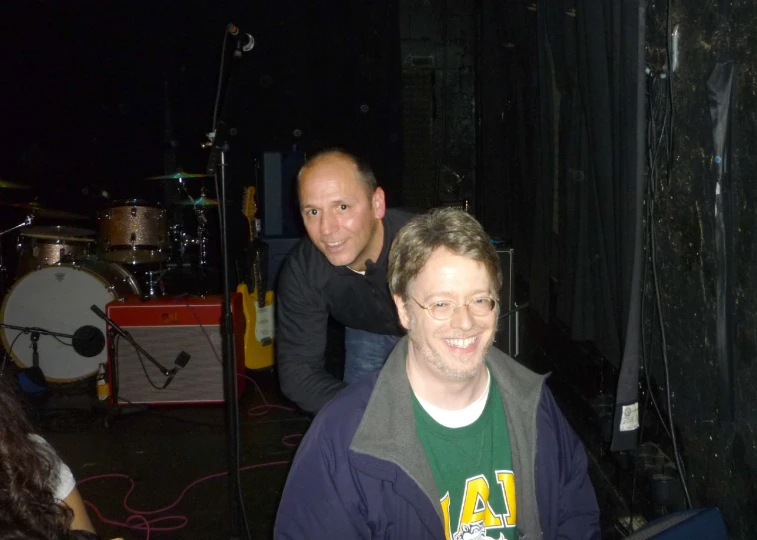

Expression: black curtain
xmin=530 ymin=0 xmax=646 ymax=448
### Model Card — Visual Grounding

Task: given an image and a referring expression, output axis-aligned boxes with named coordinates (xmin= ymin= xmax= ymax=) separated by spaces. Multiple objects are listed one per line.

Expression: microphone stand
xmin=206 ymin=26 xmax=249 ymax=539
xmin=208 ymin=124 xmax=247 ymax=540
xmin=88 ymin=307 xmax=190 ymax=428
xmin=89 ymin=305 xmax=172 ymax=378
xmin=0 ymin=322 xmax=75 ymax=389
xmin=0 ymin=323 xmax=74 ymax=340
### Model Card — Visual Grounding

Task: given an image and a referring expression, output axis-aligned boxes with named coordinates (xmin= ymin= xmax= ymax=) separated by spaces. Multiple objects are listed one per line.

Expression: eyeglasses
xmin=410 ymin=296 xmax=498 ymax=321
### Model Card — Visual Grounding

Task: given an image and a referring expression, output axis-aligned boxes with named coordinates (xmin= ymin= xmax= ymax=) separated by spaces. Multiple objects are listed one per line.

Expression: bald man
xmin=276 ymin=149 xmax=413 ymax=414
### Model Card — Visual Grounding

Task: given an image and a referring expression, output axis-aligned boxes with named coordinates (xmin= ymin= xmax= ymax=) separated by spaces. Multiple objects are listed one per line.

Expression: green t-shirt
xmin=412 ymin=380 xmax=518 ymax=540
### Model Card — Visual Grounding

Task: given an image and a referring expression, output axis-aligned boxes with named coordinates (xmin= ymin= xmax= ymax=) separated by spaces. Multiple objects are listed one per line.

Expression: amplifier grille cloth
xmin=115 ymin=325 xmax=225 ymax=404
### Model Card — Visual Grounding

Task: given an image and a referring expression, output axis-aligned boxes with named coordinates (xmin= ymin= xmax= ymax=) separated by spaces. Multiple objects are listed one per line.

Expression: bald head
xmin=298 ymin=149 xmax=377 ymax=197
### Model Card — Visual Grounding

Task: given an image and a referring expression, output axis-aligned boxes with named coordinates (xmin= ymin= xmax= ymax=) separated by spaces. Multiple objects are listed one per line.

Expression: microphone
xmin=162 ymin=351 xmax=191 ymax=389
xmin=227 ymin=23 xmax=254 ymax=53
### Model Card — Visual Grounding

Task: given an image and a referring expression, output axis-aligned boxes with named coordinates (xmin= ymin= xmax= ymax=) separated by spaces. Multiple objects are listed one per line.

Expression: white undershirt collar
xmin=415 ymin=369 xmax=491 ymax=428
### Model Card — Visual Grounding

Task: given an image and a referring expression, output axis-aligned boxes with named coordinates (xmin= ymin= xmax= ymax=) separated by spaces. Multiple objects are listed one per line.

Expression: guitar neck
xmin=246 ymin=217 xmax=255 ymax=241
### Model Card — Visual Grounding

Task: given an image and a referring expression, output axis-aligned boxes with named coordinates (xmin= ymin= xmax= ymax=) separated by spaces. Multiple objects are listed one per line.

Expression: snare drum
xmin=16 ymin=226 xmax=95 ymax=279
xmin=99 ymin=200 xmax=168 ymax=265
xmin=0 ymin=261 xmax=141 ymax=382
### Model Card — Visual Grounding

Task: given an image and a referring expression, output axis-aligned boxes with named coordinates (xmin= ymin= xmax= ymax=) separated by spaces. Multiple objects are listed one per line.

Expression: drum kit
xmin=0 ymin=172 xmax=220 ymax=384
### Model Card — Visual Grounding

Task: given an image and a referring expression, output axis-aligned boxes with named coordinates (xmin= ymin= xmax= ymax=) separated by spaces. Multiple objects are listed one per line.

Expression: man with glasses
xmin=275 ymin=208 xmax=600 ymax=539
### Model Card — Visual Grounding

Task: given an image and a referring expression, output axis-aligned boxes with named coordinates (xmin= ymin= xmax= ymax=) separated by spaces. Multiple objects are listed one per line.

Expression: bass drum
xmin=0 ymin=262 xmax=141 ymax=382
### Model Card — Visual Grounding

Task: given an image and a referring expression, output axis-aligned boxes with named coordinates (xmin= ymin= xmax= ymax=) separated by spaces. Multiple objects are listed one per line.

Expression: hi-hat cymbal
xmin=173 ymin=196 xmax=219 ymax=207
xmin=0 ymin=179 xmax=31 ymax=189
xmin=0 ymin=201 xmax=87 ymax=220
xmin=145 ymin=172 xmax=211 ymax=180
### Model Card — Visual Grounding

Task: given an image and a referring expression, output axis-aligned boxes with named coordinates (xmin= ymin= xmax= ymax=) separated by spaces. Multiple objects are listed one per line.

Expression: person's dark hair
xmin=297 ymin=147 xmax=378 ymax=194
xmin=0 ymin=375 xmax=73 ymax=538
xmin=0 ymin=529 xmax=97 ymax=540
xmin=388 ymin=208 xmax=503 ymax=301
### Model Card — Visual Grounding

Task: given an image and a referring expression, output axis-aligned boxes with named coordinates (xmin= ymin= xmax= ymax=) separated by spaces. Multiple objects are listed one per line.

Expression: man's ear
xmin=393 ymin=294 xmax=411 ymax=330
xmin=372 ymin=187 xmax=386 ymax=219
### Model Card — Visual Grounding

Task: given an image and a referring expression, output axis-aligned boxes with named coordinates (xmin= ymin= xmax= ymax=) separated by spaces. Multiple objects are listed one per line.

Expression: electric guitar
xmin=237 ymin=186 xmax=275 ymax=370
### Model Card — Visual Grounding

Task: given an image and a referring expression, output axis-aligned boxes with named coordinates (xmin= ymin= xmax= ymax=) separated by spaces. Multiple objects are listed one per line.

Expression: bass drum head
xmin=0 ymin=263 xmax=141 ymax=382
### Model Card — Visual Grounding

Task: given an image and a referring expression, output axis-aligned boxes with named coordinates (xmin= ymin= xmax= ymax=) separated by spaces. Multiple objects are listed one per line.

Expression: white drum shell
xmin=0 ymin=263 xmax=140 ymax=382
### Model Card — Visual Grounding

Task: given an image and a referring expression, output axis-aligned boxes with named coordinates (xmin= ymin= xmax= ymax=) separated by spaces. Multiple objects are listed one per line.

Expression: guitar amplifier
xmin=105 ymin=294 xmax=246 ymax=405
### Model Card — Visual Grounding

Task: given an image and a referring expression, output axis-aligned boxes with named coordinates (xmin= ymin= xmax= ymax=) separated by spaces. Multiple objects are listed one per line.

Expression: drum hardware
xmin=172 ymin=185 xmax=217 ymax=268
xmin=144 ymin=171 xmax=211 ymax=180
xmin=168 ymin=224 xmax=188 ymax=265
xmin=180 ymin=221 xmax=212 ymax=268
xmin=142 ymin=268 xmax=169 ymax=298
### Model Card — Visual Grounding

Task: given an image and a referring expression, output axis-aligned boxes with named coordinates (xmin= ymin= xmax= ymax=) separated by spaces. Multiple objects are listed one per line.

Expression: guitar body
xmin=239 ymin=185 xmax=276 ymax=370
xmin=237 ymin=283 xmax=275 ymax=370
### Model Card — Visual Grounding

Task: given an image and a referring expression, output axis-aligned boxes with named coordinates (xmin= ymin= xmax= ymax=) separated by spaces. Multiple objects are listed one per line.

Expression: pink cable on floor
xmin=79 ymin=461 xmax=290 ymax=537
xmin=78 ymin=373 xmax=305 ymax=538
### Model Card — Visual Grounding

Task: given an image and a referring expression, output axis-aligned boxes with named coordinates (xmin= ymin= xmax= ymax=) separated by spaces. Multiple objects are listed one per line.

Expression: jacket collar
xmin=349 ymin=339 xmax=426 ymax=475
xmin=350 ymin=336 xmax=548 ymax=537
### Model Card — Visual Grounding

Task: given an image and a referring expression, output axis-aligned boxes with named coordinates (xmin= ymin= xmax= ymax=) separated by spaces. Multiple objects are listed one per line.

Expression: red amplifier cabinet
xmin=106 ymin=294 xmax=246 ymax=405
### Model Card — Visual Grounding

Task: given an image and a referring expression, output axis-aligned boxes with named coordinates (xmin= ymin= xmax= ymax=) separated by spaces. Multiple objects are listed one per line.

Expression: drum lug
xmin=130 ymin=232 xmax=137 ymax=244
xmin=105 ymin=209 xmax=112 ymax=219
xmin=131 ymin=207 xmax=137 ymax=217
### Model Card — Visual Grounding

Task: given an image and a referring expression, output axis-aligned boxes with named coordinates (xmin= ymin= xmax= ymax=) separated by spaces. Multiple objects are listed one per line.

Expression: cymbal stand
xmin=143 ymin=269 xmax=168 ymax=298
xmin=175 ymin=181 xmax=211 ymax=262
xmin=0 ymin=214 xmax=34 ymax=238
xmin=176 ymin=181 xmax=212 ymax=289
xmin=196 ymin=206 xmax=210 ymax=268
xmin=0 ymin=214 xmax=33 ymax=293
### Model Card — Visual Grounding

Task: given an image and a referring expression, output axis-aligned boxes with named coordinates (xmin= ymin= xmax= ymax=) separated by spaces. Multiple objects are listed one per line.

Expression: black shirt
xmin=276 ymin=209 xmax=414 ymax=413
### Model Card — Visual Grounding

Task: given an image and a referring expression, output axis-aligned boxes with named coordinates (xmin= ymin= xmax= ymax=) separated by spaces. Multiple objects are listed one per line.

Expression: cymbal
xmin=145 ymin=172 xmax=211 ymax=180
xmin=174 ymin=196 xmax=219 ymax=207
xmin=0 ymin=202 xmax=87 ymax=220
xmin=0 ymin=179 xmax=31 ymax=189
xmin=21 ymin=225 xmax=96 ymax=237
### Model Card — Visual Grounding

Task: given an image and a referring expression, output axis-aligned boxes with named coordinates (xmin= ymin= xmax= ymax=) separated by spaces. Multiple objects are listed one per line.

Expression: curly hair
xmin=0 ymin=374 xmax=73 ymax=538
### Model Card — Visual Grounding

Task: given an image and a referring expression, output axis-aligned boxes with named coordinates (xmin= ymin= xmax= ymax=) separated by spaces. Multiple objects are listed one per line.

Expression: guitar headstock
xmin=242 ymin=186 xmax=258 ymax=221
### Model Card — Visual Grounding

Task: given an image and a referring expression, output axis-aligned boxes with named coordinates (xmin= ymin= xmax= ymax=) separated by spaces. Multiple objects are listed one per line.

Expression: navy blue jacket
xmin=275 ymin=338 xmax=601 ymax=539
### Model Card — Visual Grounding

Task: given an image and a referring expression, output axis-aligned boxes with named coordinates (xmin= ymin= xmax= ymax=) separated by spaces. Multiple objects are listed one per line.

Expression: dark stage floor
xmin=17 ymin=309 xmax=631 ymax=540
xmin=28 ymin=369 xmax=306 ymax=540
